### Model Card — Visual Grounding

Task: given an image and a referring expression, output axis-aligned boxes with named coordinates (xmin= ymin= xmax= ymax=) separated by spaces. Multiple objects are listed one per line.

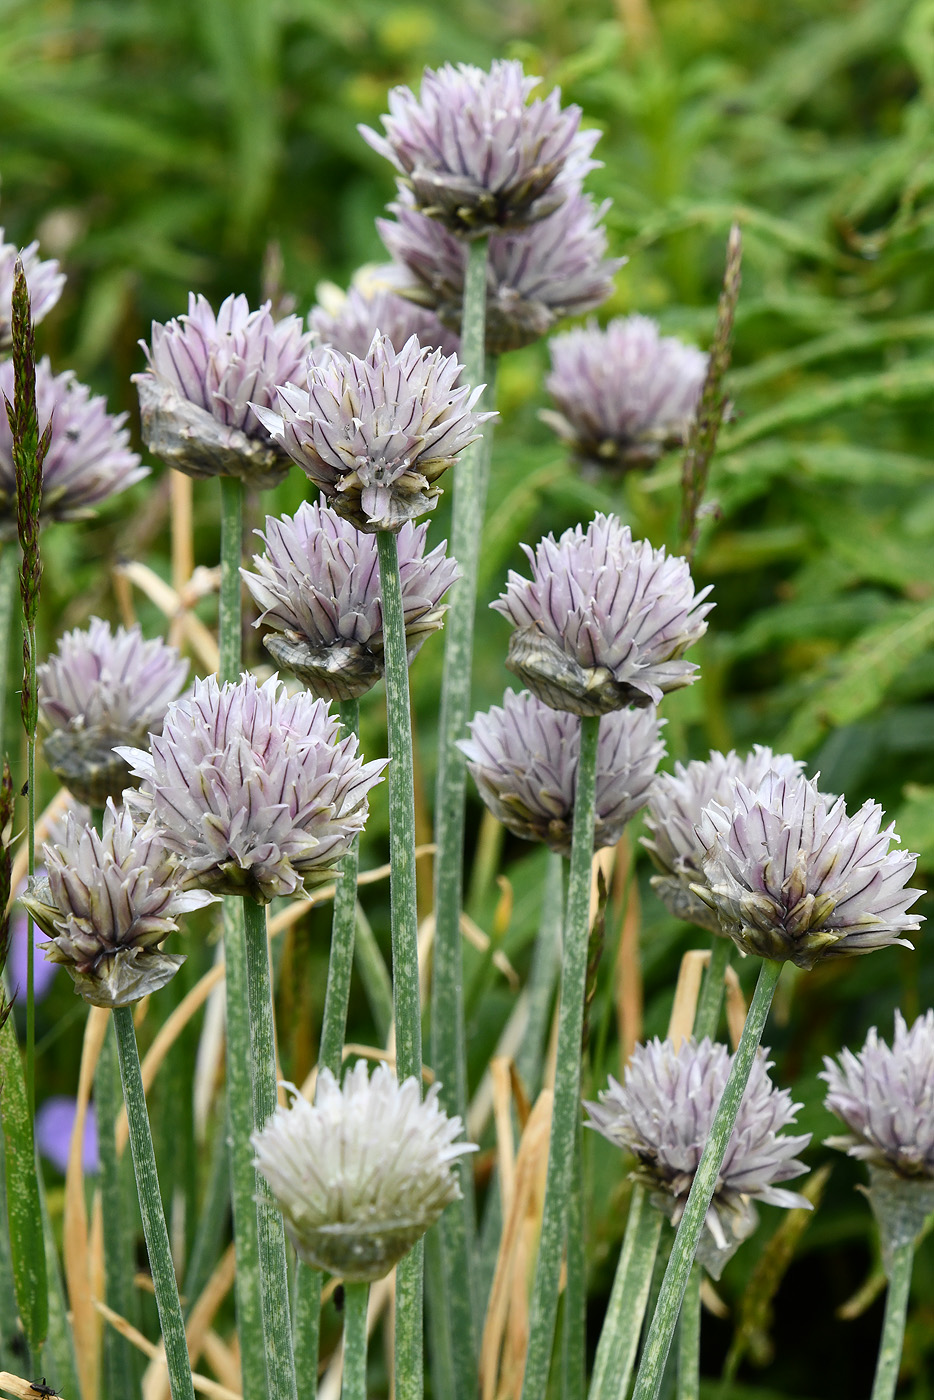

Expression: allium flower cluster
xmin=642 ymin=746 xmax=806 ymax=933
xmin=586 ymin=1037 xmax=810 ymax=1273
xmin=1 ymin=232 xmax=66 ymax=352
xmin=460 ymin=688 xmax=665 ymax=857
xmin=38 ymin=618 xmax=189 ymax=806
xmin=380 ymin=190 xmax=622 ymax=354
xmin=822 ymin=1011 xmax=934 ymax=1179
xmin=0 ymin=357 xmax=147 ymax=535
xmin=253 ymin=333 xmax=492 ymax=532
xmin=360 ymin=60 xmax=598 ymax=236
xmin=134 ymin=293 xmax=313 ymax=489
xmin=242 ymin=502 xmax=460 ymax=700
xmin=252 ymin=1061 xmax=477 ymax=1281
xmin=309 ymin=282 xmax=459 ymax=359
xmin=694 ymin=771 xmax=924 ymax=968
xmin=542 ymin=316 xmax=708 ymax=472
xmin=22 ymin=800 xmax=217 ymax=1007
xmin=117 ymin=674 xmax=386 ymax=904
xmin=492 ymin=513 xmax=712 ymax=716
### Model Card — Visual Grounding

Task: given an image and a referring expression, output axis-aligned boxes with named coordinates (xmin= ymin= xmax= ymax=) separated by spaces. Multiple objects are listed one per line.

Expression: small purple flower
xmin=252 ymin=1061 xmax=476 ymax=1280
xmin=22 ymin=799 xmax=217 ymax=1007
xmin=253 ymin=333 xmax=493 ymax=532
xmin=694 ymin=771 xmax=924 ymax=968
xmin=118 ymin=673 xmax=386 ymax=903
xmin=460 ymin=688 xmax=665 ymax=856
xmin=38 ymin=618 xmax=189 ymax=806
xmin=379 ymin=189 xmax=622 ymax=354
xmin=541 ymin=316 xmax=708 ymax=472
xmin=309 ymin=282 xmax=459 ymax=359
xmin=822 ymin=1011 xmax=934 ymax=1180
xmin=586 ymin=1037 xmax=811 ymax=1274
xmin=642 ymin=746 xmax=807 ymax=933
xmin=134 ymin=293 xmax=314 ymax=489
xmin=360 ymin=60 xmax=598 ymax=237
xmin=1 ymin=232 xmax=66 ymax=352
xmin=36 ymin=1097 xmax=98 ymax=1176
xmin=241 ymin=501 xmax=460 ymax=700
xmin=492 ymin=513 xmax=713 ymax=716
xmin=0 ymin=356 xmax=147 ymax=536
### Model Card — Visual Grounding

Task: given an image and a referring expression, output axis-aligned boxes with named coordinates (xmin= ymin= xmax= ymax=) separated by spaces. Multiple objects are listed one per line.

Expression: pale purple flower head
xmin=38 ymin=618 xmax=189 ymax=806
xmin=252 ymin=1061 xmax=477 ymax=1281
xmin=822 ymin=1011 xmax=934 ymax=1180
xmin=586 ymin=1037 xmax=811 ymax=1275
xmin=642 ymin=746 xmax=807 ymax=933
xmin=492 ymin=513 xmax=713 ymax=716
xmin=0 ymin=357 xmax=147 ymax=536
xmin=21 ymin=799 xmax=217 ymax=1007
xmin=1 ymin=231 xmax=66 ymax=352
xmin=542 ymin=316 xmax=708 ymax=472
xmin=117 ymin=673 xmax=386 ymax=904
xmin=460 ymin=688 xmax=665 ymax=857
xmin=253 ymin=333 xmax=493 ymax=532
xmin=309 ymin=283 xmax=459 ymax=360
xmin=241 ymin=501 xmax=460 ymax=700
xmin=379 ymin=189 xmax=623 ymax=354
xmin=693 ymin=771 xmax=924 ymax=968
xmin=360 ymin=60 xmax=599 ymax=237
xmin=134 ymin=293 xmax=314 ymax=489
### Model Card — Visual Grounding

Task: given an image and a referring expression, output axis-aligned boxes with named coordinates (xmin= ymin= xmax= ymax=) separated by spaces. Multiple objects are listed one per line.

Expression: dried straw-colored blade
xmin=200 ymin=1332 xmax=242 ymax=1395
xmin=614 ymin=833 xmax=643 ymax=1068
xmin=724 ymin=965 xmax=746 ymax=1050
xmin=667 ymin=949 xmax=710 ymax=1046
xmin=479 ymin=1088 xmax=553 ymax=1400
xmin=65 ymin=1005 xmax=108 ymax=1400
xmin=0 ymin=1374 xmax=61 ymax=1399
xmin=94 ymin=1300 xmax=242 ymax=1400
xmin=491 ymin=1057 xmax=517 ymax=1218
xmin=169 ymin=472 xmax=194 ymax=649
xmin=461 ymin=911 xmax=520 ymax=990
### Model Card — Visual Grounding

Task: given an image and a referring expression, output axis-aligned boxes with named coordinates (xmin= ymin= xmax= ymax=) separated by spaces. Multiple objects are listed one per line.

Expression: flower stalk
xmin=676 ymin=1263 xmax=701 ymax=1400
xmin=341 ymin=1281 xmax=370 ymax=1400
xmin=219 ymin=475 xmax=243 ymax=684
xmin=871 ymin=1240 xmax=913 ymax=1400
xmin=588 ymin=1186 xmax=663 ymax=1400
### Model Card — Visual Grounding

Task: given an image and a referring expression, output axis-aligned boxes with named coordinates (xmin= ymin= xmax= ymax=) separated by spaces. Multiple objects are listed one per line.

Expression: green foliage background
xmin=4 ymin=0 xmax=934 ymax=1395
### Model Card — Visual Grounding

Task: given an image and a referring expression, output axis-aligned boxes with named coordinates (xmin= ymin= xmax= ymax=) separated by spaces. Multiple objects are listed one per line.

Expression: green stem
xmin=375 ymin=526 xmax=423 ymax=1400
xmin=353 ymin=903 xmax=393 ymax=1044
xmin=96 ymin=1020 xmax=137 ymax=1398
xmin=521 ymin=714 xmax=601 ymax=1400
xmin=0 ymin=547 xmax=18 ymax=761
xmin=293 ymin=1267 xmax=321 ymax=1400
xmin=676 ymin=1263 xmax=701 ymax=1400
xmin=223 ymin=898 xmax=267 ymax=1400
xmin=561 ymin=1119 xmax=586 ymax=1400
xmin=340 ymin=1281 xmax=370 ymax=1400
xmin=692 ymin=936 xmax=731 ymax=1042
xmin=631 ymin=958 xmax=783 ymax=1400
xmin=243 ymin=895 xmax=298 ymax=1400
xmin=112 ymin=1005 xmax=195 ymax=1400
xmin=431 ymin=234 xmax=492 ymax=1400
xmin=870 ymin=1240 xmax=914 ymax=1400
xmin=588 ymin=1186 xmax=663 ymax=1400
xmin=219 ymin=475 xmax=243 ymax=683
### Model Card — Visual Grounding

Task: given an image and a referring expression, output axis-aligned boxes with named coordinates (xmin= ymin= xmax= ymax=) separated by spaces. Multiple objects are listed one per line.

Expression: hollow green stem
xmin=676 ymin=1263 xmax=701 ymax=1400
xmin=293 ymin=1267 xmax=321 ymax=1400
xmin=243 ymin=895 xmax=298 ymax=1400
xmin=340 ymin=1280 xmax=370 ymax=1400
xmin=432 ymin=234 xmax=492 ymax=1399
xmin=588 ymin=1186 xmax=663 ymax=1400
xmin=561 ymin=1120 xmax=586 ymax=1400
xmin=96 ymin=1019 xmax=138 ymax=1398
xmin=219 ymin=474 xmax=243 ymax=683
xmin=112 ymin=1004 xmax=195 ymax=1400
xmin=871 ymin=1240 xmax=914 ymax=1400
xmin=693 ymin=936 xmax=731 ymax=1042
xmin=631 ymin=958 xmax=783 ymax=1400
xmin=521 ymin=714 xmax=601 ymax=1400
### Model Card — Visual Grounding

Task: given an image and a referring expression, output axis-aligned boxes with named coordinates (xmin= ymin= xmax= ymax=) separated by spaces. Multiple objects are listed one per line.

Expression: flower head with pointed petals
xmin=38 ymin=618 xmax=189 ymax=806
xmin=21 ymin=799 xmax=217 ymax=1007
xmin=117 ymin=673 xmax=386 ymax=904
xmin=693 ymin=771 xmax=924 ymax=968
xmin=1 ymin=232 xmax=66 ymax=352
xmin=252 ymin=1061 xmax=477 ymax=1280
xmin=642 ymin=746 xmax=807 ymax=933
xmin=822 ymin=1011 xmax=934 ymax=1180
xmin=310 ymin=282 xmax=459 ymax=359
xmin=360 ymin=60 xmax=598 ymax=237
xmin=0 ymin=357 xmax=147 ymax=536
xmin=134 ymin=293 xmax=314 ymax=488
xmin=242 ymin=501 xmax=460 ymax=699
xmin=460 ymin=688 xmax=665 ymax=856
xmin=586 ymin=1037 xmax=811 ymax=1275
xmin=492 ymin=513 xmax=712 ymax=716
xmin=253 ymin=333 xmax=493 ymax=532
xmin=542 ymin=316 xmax=708 ymax=472
xmin=379 ymin=189 xmax=622 ymax=354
